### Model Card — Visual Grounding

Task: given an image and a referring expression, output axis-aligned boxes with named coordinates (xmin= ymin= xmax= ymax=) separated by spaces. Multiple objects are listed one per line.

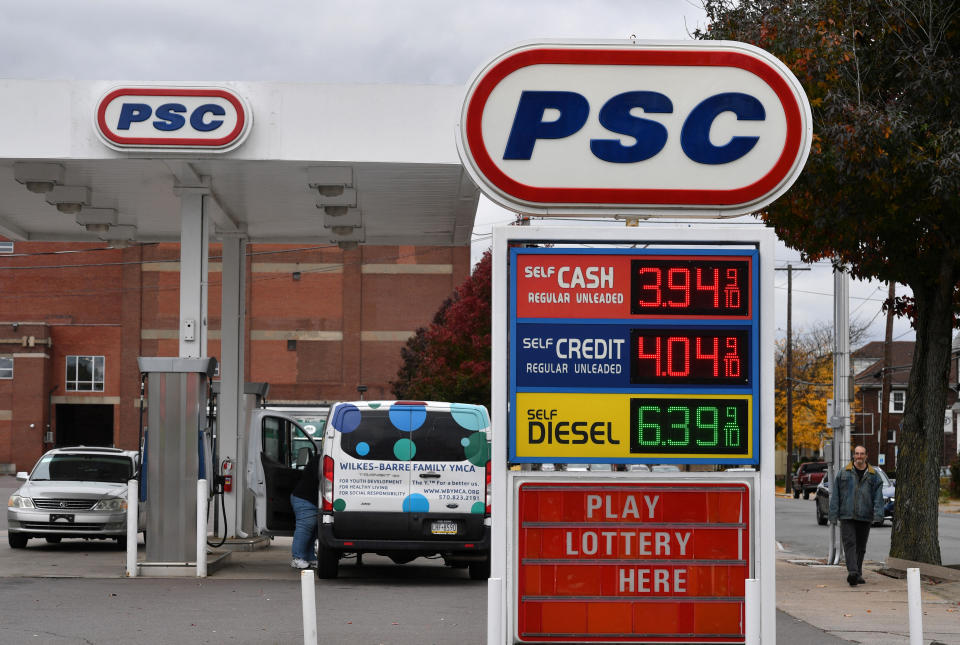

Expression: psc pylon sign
xmin=457 ymin=40 xmax=812 ymax=217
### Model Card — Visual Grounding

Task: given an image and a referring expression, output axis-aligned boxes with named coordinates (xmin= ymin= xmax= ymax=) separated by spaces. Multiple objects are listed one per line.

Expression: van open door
xmin=258 ymin=415 xmax=318 ymax=534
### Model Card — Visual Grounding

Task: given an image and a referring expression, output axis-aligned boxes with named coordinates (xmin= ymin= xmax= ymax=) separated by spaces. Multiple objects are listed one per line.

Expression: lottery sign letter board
xmin=518 ymin=482 xmax=750 ymax=642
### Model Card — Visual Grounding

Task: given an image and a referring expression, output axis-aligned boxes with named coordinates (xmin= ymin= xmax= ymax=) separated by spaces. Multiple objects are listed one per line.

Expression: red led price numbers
xmin=630 ymin=329 xmax=750 ymax=385
xmin=630 ymin=257 xmax=750 ymax=317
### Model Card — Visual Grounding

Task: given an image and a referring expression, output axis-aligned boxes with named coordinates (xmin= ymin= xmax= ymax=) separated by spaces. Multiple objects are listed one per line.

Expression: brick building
xmin=852 ymin=340 xmax=958 ymax=472
xmin=0 ymin=239 xmax=471 ymax=472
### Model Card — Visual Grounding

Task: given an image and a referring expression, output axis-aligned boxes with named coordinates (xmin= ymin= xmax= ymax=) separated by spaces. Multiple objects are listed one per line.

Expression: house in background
xmin=852 ymin=339 xmax=958 ymax=472
xmin=0 ymin=240 xmax=471 ymax=473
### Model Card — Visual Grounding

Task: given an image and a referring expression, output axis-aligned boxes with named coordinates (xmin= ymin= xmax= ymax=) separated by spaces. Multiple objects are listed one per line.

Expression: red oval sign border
xmin=462 ymin=45 xmax=809 ymax=211
xmin=96 ymin=87 xmax=249 ymax=149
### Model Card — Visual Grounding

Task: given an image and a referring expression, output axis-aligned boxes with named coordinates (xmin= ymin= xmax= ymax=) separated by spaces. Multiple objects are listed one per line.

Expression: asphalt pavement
xmin=2 ymin=474 xmax=959 ymax=643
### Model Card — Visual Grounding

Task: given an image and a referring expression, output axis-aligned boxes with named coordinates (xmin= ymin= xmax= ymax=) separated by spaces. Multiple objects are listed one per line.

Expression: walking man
xmin=828 ymin=445 xmax=884 ymax=586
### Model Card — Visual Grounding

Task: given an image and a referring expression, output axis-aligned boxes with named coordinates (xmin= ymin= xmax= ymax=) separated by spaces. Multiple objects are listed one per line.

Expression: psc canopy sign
xmin=457 ymin=40 xmax=812 ymax=217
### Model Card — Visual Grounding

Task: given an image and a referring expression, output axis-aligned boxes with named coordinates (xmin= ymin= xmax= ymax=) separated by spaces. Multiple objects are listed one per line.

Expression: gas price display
xmin=630 ymin=329 xmax=750 ymax=385
xmin=630 ymin=257 xmax=751 ymax=317
xmin=511 ymin=247 xmax=760 ymax=464
xmin=629 ymin=397 xmax=750 ymax=455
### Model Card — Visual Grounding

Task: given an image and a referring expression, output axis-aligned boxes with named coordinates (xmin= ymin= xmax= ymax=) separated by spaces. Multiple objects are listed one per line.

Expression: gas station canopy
xmin=0 ymin=80 xmax=480 ymax=245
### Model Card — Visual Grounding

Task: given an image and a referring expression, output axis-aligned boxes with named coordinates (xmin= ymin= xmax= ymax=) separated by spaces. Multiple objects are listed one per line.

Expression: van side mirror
xmin=16 ymin=471 xmax=28 ymax=481
xmin=296 ymin=447 xmax=311 ymax=468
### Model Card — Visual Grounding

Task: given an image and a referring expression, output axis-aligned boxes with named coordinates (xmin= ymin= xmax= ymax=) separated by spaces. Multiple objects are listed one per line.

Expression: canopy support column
xmin=219 ymin=233 xmax=248 ymax=537
xmin=175 ymin=185 xmax=210 ymax=358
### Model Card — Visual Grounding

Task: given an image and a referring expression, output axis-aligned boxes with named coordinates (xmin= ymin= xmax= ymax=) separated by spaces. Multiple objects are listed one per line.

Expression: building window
xmin=890 ymin=390 xmax=905 ymax=413
xmin=66 ymin=356 xmax=104 ymax=392
xmin=0 ymin=241 xmax=12 ymax=254
xmin=0 ymin=356 xmax=11 ymax=378
xmin=879 ymin=390 xmax=906 ymax=413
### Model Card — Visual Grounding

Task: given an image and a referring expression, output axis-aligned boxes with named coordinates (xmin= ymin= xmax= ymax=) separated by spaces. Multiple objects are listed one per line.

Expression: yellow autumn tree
xmin=775 ymin=321 xmax=868 ymax=453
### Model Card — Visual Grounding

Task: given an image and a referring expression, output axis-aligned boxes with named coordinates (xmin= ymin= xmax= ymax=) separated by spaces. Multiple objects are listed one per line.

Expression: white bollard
xmin=907 ymin=567 xmax=923 ymax=645
xmin=196 ymin=479 xmax=207 ymax=578
xmin=301 ymin=569 xmax=318 ymax=644
xmin=126 ymin=479 xmax=138 ymax=577
xmin=744 ymin=578 xmax=760 ymax=645
xmin=487 ymin=577 xmax=503 ymax=645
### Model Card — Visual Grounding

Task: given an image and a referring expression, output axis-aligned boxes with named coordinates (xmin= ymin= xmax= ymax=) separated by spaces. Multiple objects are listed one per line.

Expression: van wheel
xmin=469 ymin=558 xmax=490 ymax=580
xmin=115 ymin=536 xmax=127 ymax=550
xmin=316 ymin=543 xmax=339 ymax=579
xmin=816 ymin=504 xmax=827 ymax=526
xmin=8 ymin=533 xmax=28 ymax=549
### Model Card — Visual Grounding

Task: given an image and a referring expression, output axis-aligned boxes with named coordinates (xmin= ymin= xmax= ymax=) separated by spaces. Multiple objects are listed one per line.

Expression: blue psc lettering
xmin=502 ymin=90 xmax=765 ymax=166
xmin=116 ymin=102 xmax=227 ymax=133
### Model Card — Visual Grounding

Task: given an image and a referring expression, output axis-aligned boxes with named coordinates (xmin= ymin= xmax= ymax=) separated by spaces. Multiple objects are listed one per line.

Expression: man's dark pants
xmin=840 ymin=519 xmax=871 ymax=575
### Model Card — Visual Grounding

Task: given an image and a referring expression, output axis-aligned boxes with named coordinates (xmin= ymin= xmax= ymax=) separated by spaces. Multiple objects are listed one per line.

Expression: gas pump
xmin=136 ymin=357 xmax=217 ymax=568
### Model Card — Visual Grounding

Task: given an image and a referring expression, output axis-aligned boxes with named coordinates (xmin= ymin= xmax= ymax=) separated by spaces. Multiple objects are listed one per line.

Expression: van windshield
xmin=339 ymin=409 xmax=486 ymax=462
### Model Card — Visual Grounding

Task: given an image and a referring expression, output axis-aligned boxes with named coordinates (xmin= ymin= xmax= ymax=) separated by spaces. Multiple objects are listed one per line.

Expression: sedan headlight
xmin=92 ymin=498 xmax=127 ymax=512
xmin=8 ymin=494 xmax=35 ymax=509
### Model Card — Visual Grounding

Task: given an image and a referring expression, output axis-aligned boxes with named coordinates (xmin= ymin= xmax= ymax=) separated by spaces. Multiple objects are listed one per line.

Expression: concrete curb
xmin=885 ymin=556 xmax=960 ymax=582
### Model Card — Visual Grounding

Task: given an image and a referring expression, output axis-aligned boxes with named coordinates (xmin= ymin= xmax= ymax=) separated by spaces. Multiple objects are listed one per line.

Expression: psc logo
xmin=458 ymin=41 xmax=812 ymax=217
xmin=96 ymin=86 xmax=251 ymax=152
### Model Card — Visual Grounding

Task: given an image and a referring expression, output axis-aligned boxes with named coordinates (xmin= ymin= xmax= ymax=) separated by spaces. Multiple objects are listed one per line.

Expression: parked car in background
xmin=7 ymin=446 xmax=141 ymax=548
xmin=815 ymin=467 xmax=896 ymax=526
xmin=651 ymin=464 xmax=681 ymax=472
xmin=792 ymin=461 xmax=827 ymax=499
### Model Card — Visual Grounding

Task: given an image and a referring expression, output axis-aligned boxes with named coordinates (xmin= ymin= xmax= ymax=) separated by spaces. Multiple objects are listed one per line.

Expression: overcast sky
xmin=0 ymin=0 xmax=915 ymax=346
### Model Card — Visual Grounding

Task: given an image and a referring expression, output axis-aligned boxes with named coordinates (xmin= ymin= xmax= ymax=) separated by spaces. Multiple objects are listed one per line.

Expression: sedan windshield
xmin=31 ymin=454 xmax=133 ymax=483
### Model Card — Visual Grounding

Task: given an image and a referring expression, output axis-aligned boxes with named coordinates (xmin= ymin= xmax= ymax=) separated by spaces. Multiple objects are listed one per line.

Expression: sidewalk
xmin=775 ymin=497 xmax=960 ymax=644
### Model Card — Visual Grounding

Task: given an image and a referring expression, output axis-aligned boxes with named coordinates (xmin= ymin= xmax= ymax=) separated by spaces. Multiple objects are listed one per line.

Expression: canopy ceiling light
xmin=322 ymin=208 xmax=362 ymax=231
xmin=323 ymin=205 xmax=349 ymax=217
xmin=308 ymin=165 xmax=354 ymax=200
xmin=45 ymin=186 xmax=90 ymax=214
xmin=13 ymin=162 xmax=64 ymax=194
xmin=98 ymin=224 xmax=136 ymax=242
xmin=316 ymin=185 xmax=344 ymax=197
xmin=315 ymin=187 xmax=357 ymax=208
xmin=76 ymin=207 xmax=118 ymax=232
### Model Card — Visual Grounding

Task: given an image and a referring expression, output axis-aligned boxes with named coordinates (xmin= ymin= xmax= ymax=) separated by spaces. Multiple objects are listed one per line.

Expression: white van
xmin=316 ymin=400 xmax=491 ymax=579
xmin=247 ymin=409 xmax=322 ymax=536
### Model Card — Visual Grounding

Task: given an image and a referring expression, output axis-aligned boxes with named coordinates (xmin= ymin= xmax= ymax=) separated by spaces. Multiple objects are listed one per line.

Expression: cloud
xmin=0 ymin=0 xmax=705 ymax=82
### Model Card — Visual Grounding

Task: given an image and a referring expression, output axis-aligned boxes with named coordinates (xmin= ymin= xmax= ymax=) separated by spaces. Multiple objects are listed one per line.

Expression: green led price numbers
xmin=628 ymin=398 xmax=750 ymax=456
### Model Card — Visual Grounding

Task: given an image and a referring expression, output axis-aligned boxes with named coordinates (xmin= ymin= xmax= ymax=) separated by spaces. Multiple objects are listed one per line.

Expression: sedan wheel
xmin=8 ymin=533 xmax=28 ymax=549
xmin=45 ymin=536 xmax=62 ymax=544
xmin=816 ymin=503 xmax=827 ymax=526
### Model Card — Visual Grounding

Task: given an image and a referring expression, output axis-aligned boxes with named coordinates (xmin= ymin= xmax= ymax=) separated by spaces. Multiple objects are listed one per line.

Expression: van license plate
xmin=431 ymin=520 xmax=458 ymax=535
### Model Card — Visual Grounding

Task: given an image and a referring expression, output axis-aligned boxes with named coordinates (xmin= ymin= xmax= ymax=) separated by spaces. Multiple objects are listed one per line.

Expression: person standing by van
xmin=290 ymin=453 xmax=320 ymax=569
xmin=828 ymin=445 xmax=884 ymax=586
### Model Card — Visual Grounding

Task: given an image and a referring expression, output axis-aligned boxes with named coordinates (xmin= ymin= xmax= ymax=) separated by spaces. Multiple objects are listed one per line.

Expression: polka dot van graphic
xmin=327 ymin=401 xmax=491 ymax=514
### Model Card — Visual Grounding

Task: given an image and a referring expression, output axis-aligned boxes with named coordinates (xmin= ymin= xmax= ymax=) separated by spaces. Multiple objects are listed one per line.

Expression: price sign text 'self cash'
xmin=511 ymin=248 xmax=759 ymax=464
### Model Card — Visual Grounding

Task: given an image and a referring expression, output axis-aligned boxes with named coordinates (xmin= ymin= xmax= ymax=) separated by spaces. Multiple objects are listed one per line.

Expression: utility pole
xmin=829 ymin=267 xmax=850 ymax=564
xmin=878 ymin=282 xmax=895 ymax=466
xmin=776 ymin=264 xmax=810 ymax=495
